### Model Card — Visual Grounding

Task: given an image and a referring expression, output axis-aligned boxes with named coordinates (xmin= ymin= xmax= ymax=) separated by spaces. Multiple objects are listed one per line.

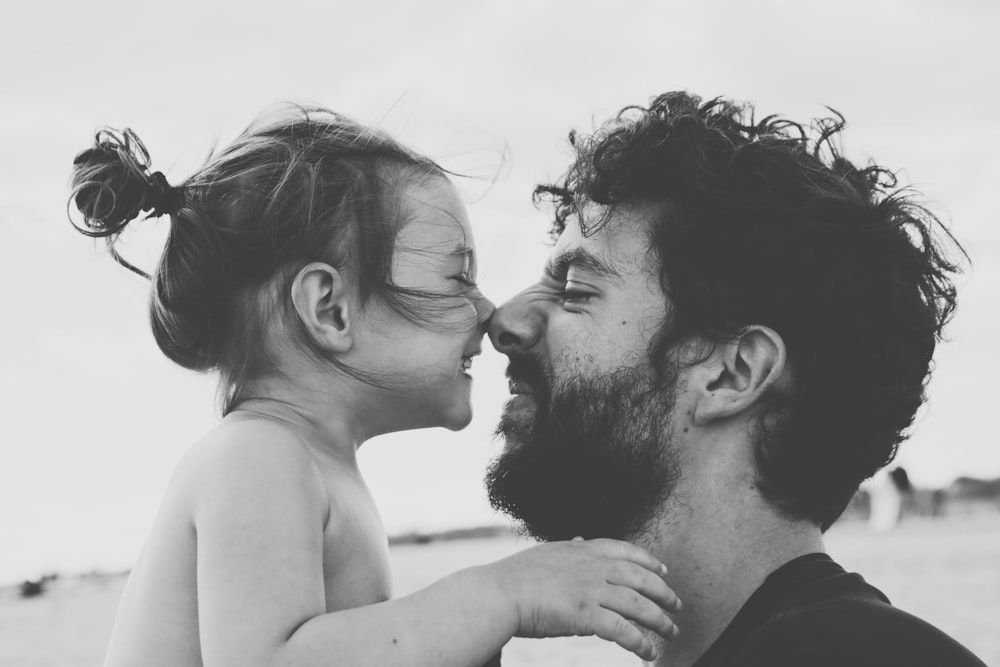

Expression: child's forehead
xmin=395 ymin=215 xmax=473 ymax=256
xmin=389 ymin=222 xmax=475 ymax=284
xmin=391 ymin=217 xmax=476 ymax=282
xmin=394 ymin=178 xmax=474 ymax=256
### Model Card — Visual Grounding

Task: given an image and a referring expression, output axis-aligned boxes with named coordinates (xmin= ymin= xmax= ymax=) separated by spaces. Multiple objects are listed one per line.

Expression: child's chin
xmin=441 ymin=404 xmax=474 ymax=431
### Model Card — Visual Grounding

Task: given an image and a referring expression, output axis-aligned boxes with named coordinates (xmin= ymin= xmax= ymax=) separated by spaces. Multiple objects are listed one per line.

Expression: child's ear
xmin=290 ymin=262 xmax=354 ymax=354
xmin=690 ymin=326 xmax=791 ymax=426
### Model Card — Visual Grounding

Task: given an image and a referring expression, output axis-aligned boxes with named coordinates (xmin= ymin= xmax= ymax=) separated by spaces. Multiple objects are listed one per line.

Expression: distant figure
xmin=869 ymin=468 xmax=905 ymax=531
xmin=892 ymin=466 xmax=916 ymax=517
xmin=18 ymin=579 xmax=44 ymax=598
xmin=890 ymin=466 xmax=913 ymax=494
xmin=931 ymin=488 xmax=948 ymax=518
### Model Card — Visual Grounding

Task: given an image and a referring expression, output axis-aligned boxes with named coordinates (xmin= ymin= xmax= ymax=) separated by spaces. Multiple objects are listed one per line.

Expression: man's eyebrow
xmin=545 ymin=248 xmax=619 ymax=279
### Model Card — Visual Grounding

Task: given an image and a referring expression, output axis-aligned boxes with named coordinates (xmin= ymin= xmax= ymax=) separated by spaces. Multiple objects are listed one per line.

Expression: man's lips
xmin=505 ymin=356 xmax=548 ymax=402
xmin=508 ymin=379 xmax=535 ymax=396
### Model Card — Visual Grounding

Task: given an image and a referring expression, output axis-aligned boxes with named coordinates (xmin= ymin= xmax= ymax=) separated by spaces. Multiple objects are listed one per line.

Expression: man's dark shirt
xmin=693 ymin=553 xmax=986 ymax=667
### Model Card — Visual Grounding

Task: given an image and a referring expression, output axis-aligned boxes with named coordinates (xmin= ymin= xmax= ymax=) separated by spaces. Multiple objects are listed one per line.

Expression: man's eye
xmin=559 ymin=289 xmax=591 ymax=305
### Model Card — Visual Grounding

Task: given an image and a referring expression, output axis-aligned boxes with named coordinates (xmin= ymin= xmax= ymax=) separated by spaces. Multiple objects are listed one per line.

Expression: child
xmin=69 ymin=107 xmax=681 ymax=667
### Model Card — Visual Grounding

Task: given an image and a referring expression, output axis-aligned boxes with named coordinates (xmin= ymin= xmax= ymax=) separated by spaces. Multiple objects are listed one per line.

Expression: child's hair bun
xmin=69 ymin=128 xmax=183 ymax=238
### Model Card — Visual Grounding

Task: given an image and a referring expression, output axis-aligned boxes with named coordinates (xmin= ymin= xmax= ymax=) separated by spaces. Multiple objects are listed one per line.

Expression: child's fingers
xmin=606 ymin=561 xmax=682 ymax=613
xmin=588 ymin=608 xmax=659 ymax=662
xmin=585 ymin=538 xmax=669 ymax=577
xmin=599 ymin=585 xmax=676 ymax=639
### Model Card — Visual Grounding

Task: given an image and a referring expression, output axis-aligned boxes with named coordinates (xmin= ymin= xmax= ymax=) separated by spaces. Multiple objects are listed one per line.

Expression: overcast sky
xmin=2 ymin=0 xmax=998 ymax=584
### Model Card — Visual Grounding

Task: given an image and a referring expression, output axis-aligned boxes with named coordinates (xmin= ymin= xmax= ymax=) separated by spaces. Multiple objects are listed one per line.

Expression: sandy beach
xmin=2 ymin=513 xmax=997 ymax=666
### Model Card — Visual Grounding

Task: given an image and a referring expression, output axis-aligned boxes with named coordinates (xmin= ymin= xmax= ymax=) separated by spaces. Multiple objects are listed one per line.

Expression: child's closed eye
xmin=451 ymin=274 xmax=478 ymax=288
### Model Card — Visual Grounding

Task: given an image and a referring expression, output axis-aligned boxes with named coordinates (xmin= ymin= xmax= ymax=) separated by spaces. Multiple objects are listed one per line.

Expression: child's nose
xmin=476 ymin=295 xmax=496 ymax=326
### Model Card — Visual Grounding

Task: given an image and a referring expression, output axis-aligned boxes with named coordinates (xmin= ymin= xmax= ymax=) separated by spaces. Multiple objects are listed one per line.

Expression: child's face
xmin=353 ymin=176 xmax=494 ymax=431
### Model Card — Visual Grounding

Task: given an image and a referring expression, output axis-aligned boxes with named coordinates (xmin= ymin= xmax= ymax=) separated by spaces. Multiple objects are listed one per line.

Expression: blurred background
xmin=2 ymin=0 xmax=998 ymax=664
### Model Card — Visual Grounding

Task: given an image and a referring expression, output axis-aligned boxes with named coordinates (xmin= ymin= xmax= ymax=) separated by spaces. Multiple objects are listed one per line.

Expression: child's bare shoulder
xmin=171 ymin=417 xmax=331 ymax=526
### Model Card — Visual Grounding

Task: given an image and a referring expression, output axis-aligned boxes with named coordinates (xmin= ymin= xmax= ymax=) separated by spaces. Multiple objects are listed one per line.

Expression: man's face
xmin=485 ymin=204 xmax=682 ymax=541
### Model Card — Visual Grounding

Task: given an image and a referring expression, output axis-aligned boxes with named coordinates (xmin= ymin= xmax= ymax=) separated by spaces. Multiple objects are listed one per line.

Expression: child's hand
xmin=485 ymin=537 xmax=681 ymax=662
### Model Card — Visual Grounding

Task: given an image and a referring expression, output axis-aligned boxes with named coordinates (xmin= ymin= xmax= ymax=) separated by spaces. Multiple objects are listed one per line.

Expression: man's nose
xmin=488 ymin=293 xmax=543 ymax=355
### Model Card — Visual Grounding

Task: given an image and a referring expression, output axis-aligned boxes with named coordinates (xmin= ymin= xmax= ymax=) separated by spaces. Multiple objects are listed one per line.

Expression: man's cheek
xmin=552 ymin=330 xmax=603 ymax=375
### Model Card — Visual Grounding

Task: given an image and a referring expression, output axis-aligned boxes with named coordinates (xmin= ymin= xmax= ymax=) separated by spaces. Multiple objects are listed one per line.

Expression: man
xmin=485 ymin=92 xmax=985 ymax=666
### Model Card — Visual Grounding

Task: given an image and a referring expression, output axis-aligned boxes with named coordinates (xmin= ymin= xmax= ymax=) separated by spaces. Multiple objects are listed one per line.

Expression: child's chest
xmin=319 ymin=486 xmax=394 ymax=612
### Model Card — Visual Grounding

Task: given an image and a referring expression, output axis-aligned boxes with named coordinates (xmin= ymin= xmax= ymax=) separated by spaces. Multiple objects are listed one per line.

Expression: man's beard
xmin=485 ymin=355 xmax=680 ymax=542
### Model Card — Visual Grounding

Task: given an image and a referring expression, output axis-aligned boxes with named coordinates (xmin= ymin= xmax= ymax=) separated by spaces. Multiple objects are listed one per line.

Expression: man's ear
xmin=290 ymin=262 xmax=354 ymax=354
xmin=691 ymin=326 xmax=790 ymax=426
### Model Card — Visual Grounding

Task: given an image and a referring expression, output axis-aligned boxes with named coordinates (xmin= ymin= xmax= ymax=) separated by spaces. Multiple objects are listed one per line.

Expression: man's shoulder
xmin=745 ymin=593 xmax=986 ymax=667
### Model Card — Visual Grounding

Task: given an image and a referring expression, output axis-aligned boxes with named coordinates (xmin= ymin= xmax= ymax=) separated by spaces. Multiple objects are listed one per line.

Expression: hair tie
xmin=143 ymin=171 xmax=184 ymax=218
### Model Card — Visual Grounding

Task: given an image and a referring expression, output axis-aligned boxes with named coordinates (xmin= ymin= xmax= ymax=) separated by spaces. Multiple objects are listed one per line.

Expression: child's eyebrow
xmin=545 ymin=247 xmax=619 ymax=280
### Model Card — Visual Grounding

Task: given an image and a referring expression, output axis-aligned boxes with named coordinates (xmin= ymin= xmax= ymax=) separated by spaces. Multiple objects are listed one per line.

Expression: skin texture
xmin=103 ymin=177 xmax=681 ymax=667
xmin=489 ymin=204 xmax=824 ymax=667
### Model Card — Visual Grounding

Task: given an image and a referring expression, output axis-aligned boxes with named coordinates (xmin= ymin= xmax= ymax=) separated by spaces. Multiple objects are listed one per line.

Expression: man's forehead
xmin=549 ymin=204 xmax=654 ymax=273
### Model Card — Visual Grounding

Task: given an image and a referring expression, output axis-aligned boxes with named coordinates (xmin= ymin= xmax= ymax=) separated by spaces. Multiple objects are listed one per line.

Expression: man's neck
xmin=640 ymin=485 xmax=824 ymax=667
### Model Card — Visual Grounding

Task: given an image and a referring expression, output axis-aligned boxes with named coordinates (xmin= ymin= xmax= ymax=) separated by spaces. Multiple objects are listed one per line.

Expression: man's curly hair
xmin=535 ymin=91 xmax=964 ymax=531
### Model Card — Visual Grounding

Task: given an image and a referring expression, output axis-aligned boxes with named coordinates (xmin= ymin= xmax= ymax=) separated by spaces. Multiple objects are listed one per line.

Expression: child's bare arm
xmin=191 ymin=429 xmax=677 ymax=667
xmin=285 ymin=539 xmax=678 ymax=666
